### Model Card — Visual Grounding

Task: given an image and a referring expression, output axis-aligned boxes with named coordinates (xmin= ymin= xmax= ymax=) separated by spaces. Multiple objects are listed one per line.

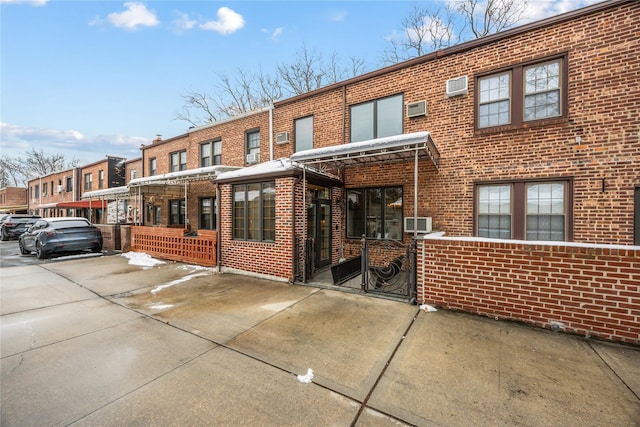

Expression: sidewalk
xmin=2 ymin=254 xmax=639 ymax=426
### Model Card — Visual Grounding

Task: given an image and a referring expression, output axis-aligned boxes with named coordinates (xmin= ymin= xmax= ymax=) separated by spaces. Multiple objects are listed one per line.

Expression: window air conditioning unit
xmin=404 ymin=217 xmax=433 ymax=234
xmin=276 ymin=132 xmax=290 ymax=144
xmin=246 ymin=153 xmax=259 ymax=164
xmin=446 ymin=76 xmax=468 ymax=97
xmin=406 ymin=100 xmax=427 ymax=118
xmin=57 ymin=185 xmax=64 ymax=193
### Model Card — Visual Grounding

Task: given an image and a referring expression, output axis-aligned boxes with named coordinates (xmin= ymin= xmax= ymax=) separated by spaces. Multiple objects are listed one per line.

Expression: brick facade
xmin=418 ymin=237 xmax=640 ymax=345
xmin=0 ymin=187 xmax=28 ymax=213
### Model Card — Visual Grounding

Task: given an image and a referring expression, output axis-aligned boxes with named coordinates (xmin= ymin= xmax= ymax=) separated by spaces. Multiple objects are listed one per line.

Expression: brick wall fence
xmin=418 ymin=236 xmax=640 ymax=345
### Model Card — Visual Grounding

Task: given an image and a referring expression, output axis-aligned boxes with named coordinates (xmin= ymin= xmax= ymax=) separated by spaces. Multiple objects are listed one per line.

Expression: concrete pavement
xmin=1 ymin=254 xmax=639 ymax=426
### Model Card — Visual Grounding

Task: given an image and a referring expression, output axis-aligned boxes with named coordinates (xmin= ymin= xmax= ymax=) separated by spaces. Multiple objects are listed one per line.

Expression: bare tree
xmin=381 ymin=5 xmax=458 ymax=65
xmin=0 ymin=148 xmax=79 ymax=188
xmin=458 ymin=0 xmax=529 ymax=38
xmin=175 ymin=44 xmax=367 ymax=127
xmin=381 ymin=0 xmax=528 ymax=65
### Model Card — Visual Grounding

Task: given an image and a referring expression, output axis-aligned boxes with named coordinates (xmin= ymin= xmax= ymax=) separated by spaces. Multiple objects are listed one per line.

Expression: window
xmin=476 ymin=56 xmax=565 ymax=129
xmin=169 ymin=200 xmax=185 ymax=225
xmin=524 ymin=60 xmax=561 ymax=121
xmin=149 ymin=158 xmax=157 ymax=176
xmin=34 ymin=184 xmax=40 ymax=198
xmin=200 ymin=139 xmax=222 ymax=167
xmin=347 ymin=186 xmax=403 ymax=239
xmin=199 ymin=197 xmax=216 ymax=230
xmin=84 ymin=173 xmax=92 ymax=191
xmin=478 ymin=73 xmax=510 ymax=128
xmin=246 ymin=130 xmax=260 ymax=163
xmin=475 ymin=180 xmax=570 ymax=241
xmin=295 ymin=116 xmax=313 ymax=152
xmin=170 ymin=150 xmax=187 ymax=172
xmin=66 ymin=176 xmax=73 ymax=192
xmin=350 ymin=94 xmax=403 ymax=143
xmin=233 ymin=181 xmax=275 ymax=241
xmin=154 ymin=206 xmax=161 ymax=225
xmin=130 ymin=169 xmax=137 ymax=180
xmin=43 ymin=182 xmax=48 ymax=196
xmin=98 ymin=170 xmax=104 ymax=189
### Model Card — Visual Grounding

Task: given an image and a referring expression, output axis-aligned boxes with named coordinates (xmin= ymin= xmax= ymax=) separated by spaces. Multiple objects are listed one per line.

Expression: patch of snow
xmin=297 ymin=368 xmax=314 ymax=383
xmin=420 ymin=304 xmax=438 ymax=312
xmin=121 ymin=252 xmax=165 ymax=267
xmin=178 ymin=264 xmax=212 ymax=271
xmin=151 ymin=272 xmax=210 ymax=294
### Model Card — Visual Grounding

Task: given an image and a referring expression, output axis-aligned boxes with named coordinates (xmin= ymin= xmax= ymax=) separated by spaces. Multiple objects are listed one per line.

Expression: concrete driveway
xmin=2 ymin=254 xmax=639 ymax=426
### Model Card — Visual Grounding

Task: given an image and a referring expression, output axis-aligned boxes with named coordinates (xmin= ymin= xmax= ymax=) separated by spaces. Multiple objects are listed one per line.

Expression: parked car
xmin=19 ymin=217 xmax=103 ymax=259
xmin=1 ymin=214 xmax=41 ymax=241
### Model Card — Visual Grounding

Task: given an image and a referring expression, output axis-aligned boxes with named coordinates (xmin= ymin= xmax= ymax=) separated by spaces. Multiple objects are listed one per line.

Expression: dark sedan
xmin=1 ymin=215 xmax=41 ymax=241
xmin=19 ymin=217 xmax=103 ymax=259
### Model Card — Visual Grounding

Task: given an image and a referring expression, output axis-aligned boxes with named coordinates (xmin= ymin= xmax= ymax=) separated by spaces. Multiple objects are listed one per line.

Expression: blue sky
xmin=1 ymin=0 xmax=601 ymax=164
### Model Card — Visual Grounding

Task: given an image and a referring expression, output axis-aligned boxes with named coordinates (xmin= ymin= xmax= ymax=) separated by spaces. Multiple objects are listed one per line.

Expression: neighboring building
xmin=0 ymin=187 xmax=28 ymax=214
xmin=28 ymin=156 xmax=126 ymax=223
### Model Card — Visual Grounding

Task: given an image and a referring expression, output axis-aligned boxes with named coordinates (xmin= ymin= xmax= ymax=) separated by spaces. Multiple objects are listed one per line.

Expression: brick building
xmin=0 ymin=187 xmax=28 ymax=214
xmin=28 ymin=156 xmax=126 ymax=222
xmin=89 ymin=0 xmax=638 ymax=343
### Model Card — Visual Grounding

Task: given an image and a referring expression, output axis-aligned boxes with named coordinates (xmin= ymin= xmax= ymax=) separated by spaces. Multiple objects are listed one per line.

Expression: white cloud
xmin=200 ymin=6 xmax=245 ymax=35
xmin=261 ymin=26 xmax=284 ymax=42
xmin=101 ymin=2 xmax=159 ymax=30
xmin=0 ymin=0 xmax=48 ymax=5
xmin=171 ymin=11 xmax=197 ymax=33
xmin=0 ymin=122 xmax=145 ymax=162
xmin=523 ymin=0 xmax=604 ymax=23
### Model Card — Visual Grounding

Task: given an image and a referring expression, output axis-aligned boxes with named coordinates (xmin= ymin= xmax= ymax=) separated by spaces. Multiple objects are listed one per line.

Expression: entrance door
xmin=307 ymin=198 xmax=332 ymax=270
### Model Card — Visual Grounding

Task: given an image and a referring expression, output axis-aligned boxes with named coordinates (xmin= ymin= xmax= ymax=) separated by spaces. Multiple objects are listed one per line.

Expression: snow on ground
xmin=151 ymin=271 xmax=210 ymax=294
xmin=297 ymin=368 xmax=314 ymax=383
xmin=121 ymin=252 xmax=165 ymax=267
xmin=420 ymin=304 xmax=438 ymax=312
xmin=149 ymin=303 xmax=174 ymax=310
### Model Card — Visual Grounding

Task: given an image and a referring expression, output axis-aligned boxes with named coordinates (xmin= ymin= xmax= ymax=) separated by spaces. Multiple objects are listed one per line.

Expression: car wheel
xmin=19 ymin=240 xmax=30 ymax=255
xmin=91 ymin=245 xmax=102 ymax=253
xmin=36 ymin=242 xmax=49 ymax=260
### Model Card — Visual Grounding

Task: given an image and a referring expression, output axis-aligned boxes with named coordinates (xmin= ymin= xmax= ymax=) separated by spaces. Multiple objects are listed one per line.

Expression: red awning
xmin=57 ymin=200 xmax=107 ymax=209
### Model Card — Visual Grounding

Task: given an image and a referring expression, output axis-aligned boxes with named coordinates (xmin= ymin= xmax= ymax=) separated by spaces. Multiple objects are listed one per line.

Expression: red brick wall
xmin=418 ymin=237 xmax=640 ymax=344
xmin=142 ymin=110 xmax=271 ymax=175
xmin=219 ymin=177 xmax=299 ymax=281
xmin=274 ymin=1 xmax=640 ymax=246
xmin=125 ymin=158 xmax=142 ymax=184
xmin=0 ymin=187 xmax=27 ymax=208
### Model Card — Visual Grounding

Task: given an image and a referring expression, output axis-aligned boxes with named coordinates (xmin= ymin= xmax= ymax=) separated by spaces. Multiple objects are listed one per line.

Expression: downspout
xmin=269 ymin=106 xmax=274 ymax=161
xmin=291 ymin=176 xmax=297 ymax=283
xmin=302 ymin=166 xmax=307 ymax=283
xmin=216 ymin=183 xmax=221 ymax=272
xmin=184 ymin=181 xmax=188 ymax=231
xmin=414 ymin=147 xmax=419 ymax=240
xmin=342 ymin=85 xmax=346 ymax=145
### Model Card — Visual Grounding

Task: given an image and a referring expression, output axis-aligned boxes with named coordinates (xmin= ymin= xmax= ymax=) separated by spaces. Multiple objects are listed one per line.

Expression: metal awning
xmin=129 ymin=165 xmax=241 ymax=187
xmin=290 ymin=131 xmax=439 ymax=170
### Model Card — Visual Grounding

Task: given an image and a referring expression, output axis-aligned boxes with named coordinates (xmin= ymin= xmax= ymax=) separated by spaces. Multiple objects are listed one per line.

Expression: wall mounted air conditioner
xmin=276 ymin=132 xmax=290 ymax=144
xmin=446 ymin=76 xmax=468 ymax=97
xmin=404 ymin=217 xmax=433 ymax=234
xmin=246 ymin=153 xmax=259 ymax=164
xmin=57 ymin=185 xmax=64 ymax=193
xmin=406 ymin=100 xmax=427 ymax=118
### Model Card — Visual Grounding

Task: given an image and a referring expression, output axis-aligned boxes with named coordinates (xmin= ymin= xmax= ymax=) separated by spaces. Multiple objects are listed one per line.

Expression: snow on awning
xmin=216 ymin=158 xmax=341 ymax=185
xmin=290 ymin=131 xmax=440 ymax=170
xmin=82 ymin=186 xmax=131 ymax=199
xmin=129 ymin=165 xmax=241 ymax=187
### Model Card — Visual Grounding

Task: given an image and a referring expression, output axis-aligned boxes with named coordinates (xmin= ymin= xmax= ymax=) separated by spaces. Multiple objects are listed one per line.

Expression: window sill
xmin=474 ymin=117 xmax=569 ymax=136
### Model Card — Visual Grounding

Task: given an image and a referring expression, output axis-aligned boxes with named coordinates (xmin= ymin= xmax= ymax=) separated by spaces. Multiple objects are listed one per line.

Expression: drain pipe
xmin=269 ymin=106 xmax=274 ymax=161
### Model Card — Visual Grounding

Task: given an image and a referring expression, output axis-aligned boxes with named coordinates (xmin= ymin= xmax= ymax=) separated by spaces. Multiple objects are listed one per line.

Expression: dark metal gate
xmin=361 ymin=237 xmax=416 ymax=301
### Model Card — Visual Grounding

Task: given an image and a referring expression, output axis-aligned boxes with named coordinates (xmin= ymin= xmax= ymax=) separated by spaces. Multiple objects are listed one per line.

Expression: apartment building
xmin=0 ymin=187 xmax=28 ymax=214
xmin=86 ymin=0 xmax=637 ymax=342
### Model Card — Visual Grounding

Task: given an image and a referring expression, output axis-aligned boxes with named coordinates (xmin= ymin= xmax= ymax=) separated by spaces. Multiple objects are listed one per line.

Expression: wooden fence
xmin=131 ymin=226 xmax=217 ymax=267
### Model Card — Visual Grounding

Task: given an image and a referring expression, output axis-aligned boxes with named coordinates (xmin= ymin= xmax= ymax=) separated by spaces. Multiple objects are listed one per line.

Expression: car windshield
xmin=51 ymin=220 xmax=91 ymax=229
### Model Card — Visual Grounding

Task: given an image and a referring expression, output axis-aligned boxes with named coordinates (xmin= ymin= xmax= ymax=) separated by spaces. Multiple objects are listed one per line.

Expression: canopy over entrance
xmin=290 ymin=131 xmax=439 ymax=170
